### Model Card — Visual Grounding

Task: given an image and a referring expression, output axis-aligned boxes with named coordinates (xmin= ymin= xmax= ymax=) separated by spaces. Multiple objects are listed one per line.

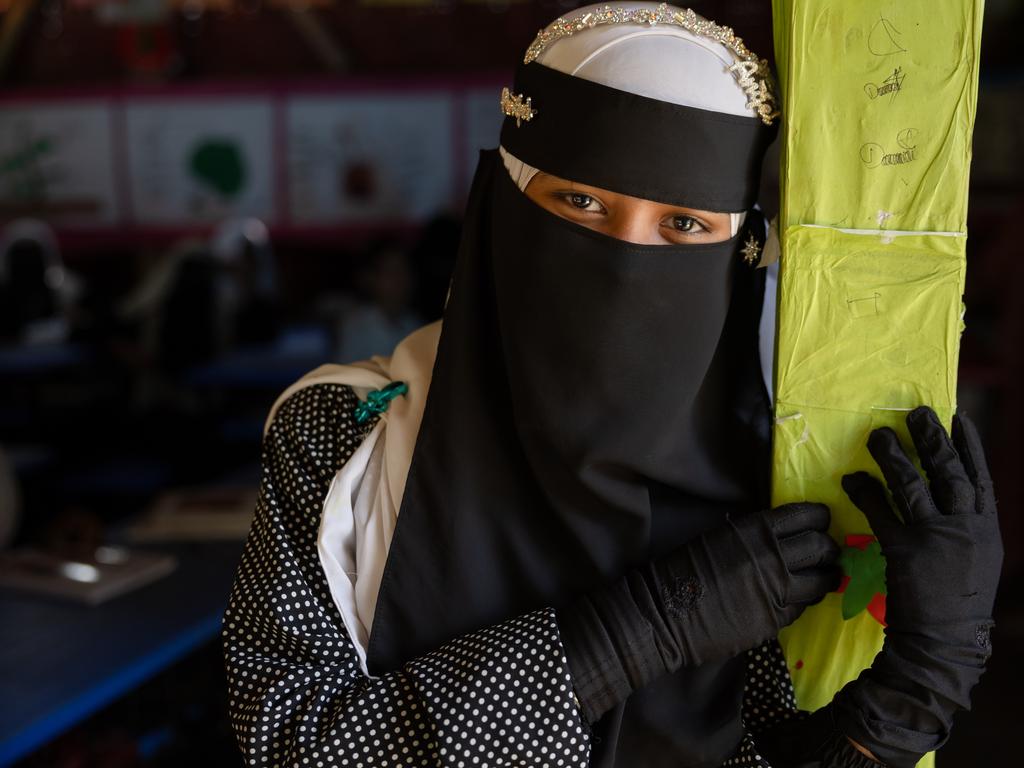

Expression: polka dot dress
xmin=729 ymin=640 xmax=805 ymax=767
xmin=222 ymin=383 xmax=801 ymax=766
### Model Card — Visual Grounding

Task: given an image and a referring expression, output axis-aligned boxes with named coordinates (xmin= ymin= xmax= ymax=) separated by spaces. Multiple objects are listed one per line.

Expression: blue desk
xmin=0 ymin=344 xmax=87 ymax=377
xmin=0 ymin=539 xmax=244 ymax=766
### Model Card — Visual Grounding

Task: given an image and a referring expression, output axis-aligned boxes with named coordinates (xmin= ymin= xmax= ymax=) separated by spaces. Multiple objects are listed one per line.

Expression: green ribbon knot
xmin=354 ymin=380 xmax=409 ymax=425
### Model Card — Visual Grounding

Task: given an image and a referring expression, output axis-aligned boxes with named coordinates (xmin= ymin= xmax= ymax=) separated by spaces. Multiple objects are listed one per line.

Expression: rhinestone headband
xmin=523 ymin=3 xmax=779 ymax=125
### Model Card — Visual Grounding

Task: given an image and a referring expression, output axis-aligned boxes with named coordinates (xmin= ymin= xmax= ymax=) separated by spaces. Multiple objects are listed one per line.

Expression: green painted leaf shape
xmin=840 ymin=541 xmax=887 ymax=621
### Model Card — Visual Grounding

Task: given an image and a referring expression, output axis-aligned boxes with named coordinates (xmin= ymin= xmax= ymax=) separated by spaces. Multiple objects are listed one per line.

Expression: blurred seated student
xmin=334 ymin=238 xmax=422 ymax=363
xmin=120 ymin=228 xmax=278 ymax=380
xmin=0 ymin=219 xmax=80 ymax=346
xmin=210 ymin=218 xmax=281 ymax=348
xmin=158 ymin=243 xmax=221 ymax=374
xmin=114 ymin=239 xmax=219 ymax=412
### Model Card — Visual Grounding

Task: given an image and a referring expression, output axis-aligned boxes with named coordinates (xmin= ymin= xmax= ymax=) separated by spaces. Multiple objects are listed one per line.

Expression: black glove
xmin=558 ymin=502 xmax=841 ymax=724
xmin=760 ymin=406 xmax=1002 ymax=767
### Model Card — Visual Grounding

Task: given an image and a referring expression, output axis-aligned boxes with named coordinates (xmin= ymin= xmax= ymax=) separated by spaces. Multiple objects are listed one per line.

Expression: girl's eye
xmin=566 ymin=193 xmax=602 ymax=212
xmin=670 ymin=215 xmax=705 ymax=233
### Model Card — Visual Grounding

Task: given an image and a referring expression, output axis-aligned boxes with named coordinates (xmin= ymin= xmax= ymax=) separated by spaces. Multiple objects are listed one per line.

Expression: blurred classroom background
xmin=0 ymin=1 xmax=1021 ymax=766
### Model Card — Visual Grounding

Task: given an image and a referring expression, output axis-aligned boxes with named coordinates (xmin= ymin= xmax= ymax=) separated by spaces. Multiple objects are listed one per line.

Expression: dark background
xmin=0 ymin=1 xmax=1020 ymax=766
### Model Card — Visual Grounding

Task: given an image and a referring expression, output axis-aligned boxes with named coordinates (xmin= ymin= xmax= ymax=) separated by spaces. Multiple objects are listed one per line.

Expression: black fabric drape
xmin=500 ymin=62 xmax=777 ymax=212
xmin=367 ymin=149 xmax=772 ymax=766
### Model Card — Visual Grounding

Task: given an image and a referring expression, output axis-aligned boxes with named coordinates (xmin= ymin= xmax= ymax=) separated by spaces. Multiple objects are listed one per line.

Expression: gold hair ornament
xmin=500 ymin=87 xmax=538 ymax=126
xmin=522 ymin=3 xmax=779 ymax=125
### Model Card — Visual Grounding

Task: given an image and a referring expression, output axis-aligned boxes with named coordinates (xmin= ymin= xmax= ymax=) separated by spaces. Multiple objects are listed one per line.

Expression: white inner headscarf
xmin=499 ymin=1 xmax=756 ymax=237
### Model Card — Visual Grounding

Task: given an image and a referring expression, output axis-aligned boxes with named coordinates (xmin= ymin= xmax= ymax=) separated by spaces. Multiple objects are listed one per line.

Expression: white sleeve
xmin=317 ymin=416 xmax=397 ymax=676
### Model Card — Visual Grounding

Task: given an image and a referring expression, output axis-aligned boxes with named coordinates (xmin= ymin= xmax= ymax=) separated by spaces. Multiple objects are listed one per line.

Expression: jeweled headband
xmin=498 ymin=3 xmax=778 ymax=212
xmin=524 ymin=3 xmax=778 ymax=125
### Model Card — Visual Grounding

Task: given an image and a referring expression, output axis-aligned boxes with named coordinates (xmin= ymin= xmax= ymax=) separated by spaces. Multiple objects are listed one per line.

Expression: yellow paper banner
xmin=771 ymin=2 xmax=984 ymax=766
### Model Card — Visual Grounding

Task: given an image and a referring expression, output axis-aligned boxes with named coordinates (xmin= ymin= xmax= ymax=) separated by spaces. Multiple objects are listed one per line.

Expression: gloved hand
xmin=759 ymin=406 xmax=1002 ymax=768
xmin=558 ymin=502 xmax=841 ymax=723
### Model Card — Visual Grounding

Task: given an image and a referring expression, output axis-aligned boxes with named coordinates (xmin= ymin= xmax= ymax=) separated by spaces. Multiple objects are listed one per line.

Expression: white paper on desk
xmin=0 ymin=547 xmax=177 ymax=605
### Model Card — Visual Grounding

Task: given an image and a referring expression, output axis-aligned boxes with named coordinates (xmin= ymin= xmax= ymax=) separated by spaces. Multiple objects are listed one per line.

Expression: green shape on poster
xmin=189 ymin=139 xmax=246 ymax=198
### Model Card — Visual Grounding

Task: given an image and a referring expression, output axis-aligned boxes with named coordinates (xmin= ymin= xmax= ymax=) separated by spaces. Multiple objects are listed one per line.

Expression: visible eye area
xmin=524 ymin=173 xmax=731 ymax=245
xmin=668 ymin=215 xmax=706 ymax=234
xmin=566 ymin=192 xmax=603 ymax=212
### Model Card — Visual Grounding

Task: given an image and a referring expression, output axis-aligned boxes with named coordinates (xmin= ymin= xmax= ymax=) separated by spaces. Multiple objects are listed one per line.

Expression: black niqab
xmin=367 ymin=146 xmax=772 ymax=764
